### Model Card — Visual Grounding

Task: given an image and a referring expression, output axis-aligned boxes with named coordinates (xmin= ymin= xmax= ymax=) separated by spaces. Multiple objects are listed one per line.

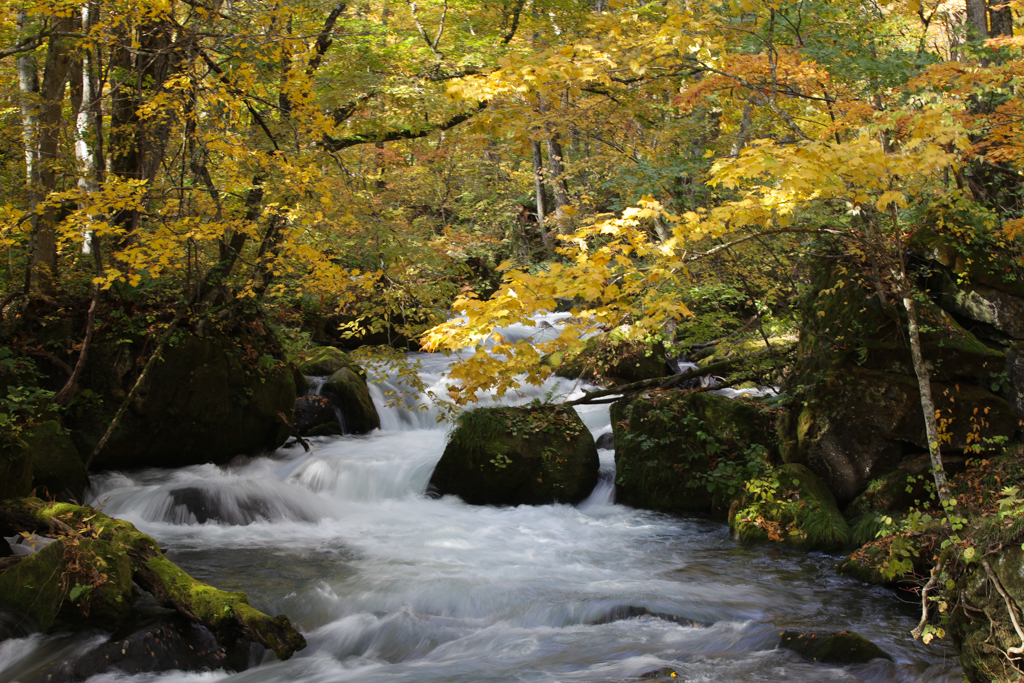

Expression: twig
xmin=277 ymin=411 xmax=310 ymax=452
xmin=912 ymin=559 xmax=944 ymax=639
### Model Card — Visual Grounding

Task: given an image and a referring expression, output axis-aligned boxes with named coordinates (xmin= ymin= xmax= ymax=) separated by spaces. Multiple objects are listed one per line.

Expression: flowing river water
xmin=1 ymin=348 xmax=962 ymax=683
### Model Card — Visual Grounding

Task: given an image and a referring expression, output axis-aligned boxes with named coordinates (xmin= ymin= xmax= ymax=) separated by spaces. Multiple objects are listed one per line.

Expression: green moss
xmin=430 ymin=405 xmax=599 ymax=506
xmin=0 ymin=537 xmax=133 ymax=631
xmin=297 ymin=346 xmax=364 ymax=377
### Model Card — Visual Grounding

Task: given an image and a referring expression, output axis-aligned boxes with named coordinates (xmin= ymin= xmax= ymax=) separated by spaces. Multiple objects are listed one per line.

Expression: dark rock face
xmin=595 ymin=432 xmax=615 ymax=450
xmin=294 ymin=395 xmax=339 ymax=435
xmin=779 ymin=630 xmax=893 ymax=664
xmin=21 ymin=420 xmax=88 ymax=502
xmin=783 ymin=248 xmax=1021 ymax=505
xmin=0 ymin=432 xmax=32 ymax=500
xmin=69 ymin=330 xmax=295 ymax=471
xmin=322 ymin=367 xmax=380 ymax=434
xmin=790 ymin=369 xmax=1016 ymax=504
xmin=429 ymin=405 xmax=599 ymax=506
xmin=612 ymin=391 xmax=775 ymax=514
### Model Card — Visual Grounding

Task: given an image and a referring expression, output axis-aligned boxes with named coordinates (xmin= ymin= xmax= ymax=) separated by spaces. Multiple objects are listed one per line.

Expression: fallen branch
xmin=562 ymin=347 xmax=782 ymax=408
xmin=0 ymin=498 xmax=306 ymax=659
xmin=277 ymin=411 xmax=311 ymax=452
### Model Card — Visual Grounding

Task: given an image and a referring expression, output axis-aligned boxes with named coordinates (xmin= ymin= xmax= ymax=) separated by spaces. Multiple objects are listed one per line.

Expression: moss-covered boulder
xmin=296 ymin=346 xmax=359 ymax=376
xmin=69 ymin=329 xmax=295 ymax=471
xmin=544 ymin=327 xmax=667 ymax=385
xmin=0 ymin=432 xmax=32 ymax=500
xmin=611 ymin=390 xmax=776 ymax=514
xmin=729 ymin=463 xmax=849 ymax=551
xmin=0 ymin=537 xmax=133 ymax=631
xmin=322 ymin=367 xmax=380 ymax=434
xmin=21 ymin=421 xmax=89 ymax=502
xmin=429 ymin=405 xmax=599 ymax=506
xmin=951 ymin=546 xmax=1024 ymax=683
xmin=790 ymin=368 xmax=1016 ymax=504
xmin=779 ymin=630 xmax=893 ymax=664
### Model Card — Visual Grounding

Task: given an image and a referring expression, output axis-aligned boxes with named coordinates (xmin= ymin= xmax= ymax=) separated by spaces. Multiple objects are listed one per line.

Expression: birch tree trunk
xmin=902 ymin=291 xmax=953 ymax=505
xmin=531 ymin=139 xmax=547 ymax=243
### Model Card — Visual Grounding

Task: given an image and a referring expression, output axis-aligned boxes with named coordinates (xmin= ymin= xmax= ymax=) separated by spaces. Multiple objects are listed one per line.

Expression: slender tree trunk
xmin=28 ymin=17 xmax=74 ymax=296
xmin=966 ymin=0 xmax=988 ymax=39
xmin=75 ymin=3 xmax=101 ymax=254
xmin=729 ymin=101 xmax=753 ymax=156
xmin=546 ymin=132 xmax=570 ymax=213
xmin=903 ymin=292 xmax=953 ymax=505
xmin=17 ymin=11 xmax=39 ymax=187
xmin=988 ymin=0 xmax=1012 ymax=38
xmin=531 ymin=139 xmax=547 ymax=243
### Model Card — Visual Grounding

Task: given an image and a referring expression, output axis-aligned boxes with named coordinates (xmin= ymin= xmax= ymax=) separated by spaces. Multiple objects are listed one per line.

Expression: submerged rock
xmin=779 ymin=630 xmax=893 ymax=664
xmin=595 ymin=432 xmax=615 ymax=450
xmin=429 ymin=405 xmax=599 ymax=506
xmin=612 ymin=390 xmax=776 ymax=514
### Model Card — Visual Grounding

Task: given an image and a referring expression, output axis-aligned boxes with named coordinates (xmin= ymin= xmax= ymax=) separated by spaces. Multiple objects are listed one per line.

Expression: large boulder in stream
xmin=69 ymin=329 xmax=295 ymax=471
xmin=429 ymin=405 xmax=600 ymax=506
xmin=611 ymin=390 xmax=776 ymax=514
xmin=543 ymin=326 xmax=668 ymax=385
xmin=297 ymin=346 xmax=380 ymax=434
xmin=779 ymin=630 xmax=893 ymax=665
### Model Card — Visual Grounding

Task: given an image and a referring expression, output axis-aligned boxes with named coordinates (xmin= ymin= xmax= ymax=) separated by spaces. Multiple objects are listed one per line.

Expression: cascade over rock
xmin=611 ymin=390 xmax=776 ymax=514
xmin=296 ymin=346 xmax=380 ymax=434
xmin=429 ymin=405 xmax=599 ymax=506
xmin=68 ymin=329 xmax=295 ymax=471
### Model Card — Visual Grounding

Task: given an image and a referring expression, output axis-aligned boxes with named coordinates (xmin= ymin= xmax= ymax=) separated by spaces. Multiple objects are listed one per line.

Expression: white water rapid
xmin=0 ymin=346 xmax=960 ymax=683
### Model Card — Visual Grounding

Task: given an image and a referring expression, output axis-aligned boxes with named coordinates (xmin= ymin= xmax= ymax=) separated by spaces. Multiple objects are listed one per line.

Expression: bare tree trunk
xmin=988 ymin=0 xmax=1012 ymax=37
xmin=546 ymin=132 xmax=570 ymax=213
xmin=903 ymin=292 xmax=953 ymax=505
xmin=75 ymin=3 xmax=101 ymax=254
xmin=17 ymin=11 xmax=39 ymax=187
xmin=28 ymin=17 xmax=74 ymax=296
xmin=729 ymin=101 xmax=753 ymax=156
xmin=531 ymin=139 xmax=547 ymax=243
xmin=966 ymin=0 xmax=988 ymax=39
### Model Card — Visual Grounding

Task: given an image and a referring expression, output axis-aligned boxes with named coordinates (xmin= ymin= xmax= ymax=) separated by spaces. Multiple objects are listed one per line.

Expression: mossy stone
xmin=0 ymin=431 xmax=32 ymax=500
xmin=323 ymin=367 xmax=380 ymax=434
xmin=611 ymin=390 xmax=776 ymax=514
xmin=0 ymin=537 xmax=133 ymax=631
xmin=779 ymin=630 xmax=893 ymax=664
xmin=429 ymin=405 xmax=599 ymax=506
xmin=729 ymin=463 xmax=850 ymax=551
xmin=21 ymin=420 xmax=89 ymax=502
xmin=297 ymin=346 xmax=361 ymax=377
xmin=69 ymin=330 xmax=295 ymax=471
xmin=543 ymin=328 xmax=667 ymax=385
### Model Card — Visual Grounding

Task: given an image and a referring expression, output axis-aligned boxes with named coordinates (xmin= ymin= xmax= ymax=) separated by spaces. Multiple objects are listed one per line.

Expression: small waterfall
xmin=305 ymin=375 xmax=349 ymax=433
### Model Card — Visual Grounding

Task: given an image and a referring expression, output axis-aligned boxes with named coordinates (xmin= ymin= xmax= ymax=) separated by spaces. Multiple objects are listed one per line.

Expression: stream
xmin=0 ymin=349 xmax=962 ymax=683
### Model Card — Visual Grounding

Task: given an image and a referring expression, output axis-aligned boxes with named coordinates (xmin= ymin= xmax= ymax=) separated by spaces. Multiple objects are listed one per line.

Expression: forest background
xmin=0 ymin=0 xmax=1022 ymax=448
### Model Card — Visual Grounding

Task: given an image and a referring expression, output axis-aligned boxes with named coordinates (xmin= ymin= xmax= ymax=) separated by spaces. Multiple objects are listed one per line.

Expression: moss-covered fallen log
xmin=0 ymin=498 xmax=306 ymax=660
